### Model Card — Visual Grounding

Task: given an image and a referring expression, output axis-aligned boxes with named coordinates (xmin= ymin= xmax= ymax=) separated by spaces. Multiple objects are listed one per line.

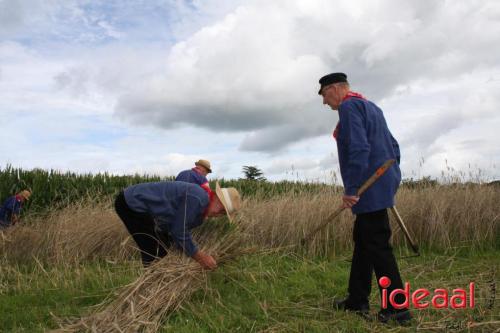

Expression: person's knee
xmin=357 ymin=232 xmax=392 ymax=252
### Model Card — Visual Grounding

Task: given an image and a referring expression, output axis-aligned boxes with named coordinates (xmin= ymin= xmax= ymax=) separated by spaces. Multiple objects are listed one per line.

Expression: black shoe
xmin=333 ymin=298 xmax=371 ymax=320
xmin=378 ymin=309 xmax=412 ymax=325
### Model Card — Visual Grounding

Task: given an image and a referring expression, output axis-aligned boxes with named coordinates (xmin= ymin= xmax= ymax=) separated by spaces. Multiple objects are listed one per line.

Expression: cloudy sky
xmin=1 ymin=0 xmax=499 ymax=183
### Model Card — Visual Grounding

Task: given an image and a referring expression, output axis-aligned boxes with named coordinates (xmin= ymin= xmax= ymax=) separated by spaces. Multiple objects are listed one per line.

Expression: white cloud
xmin=114 ymin=0 xmax=500 ymax=158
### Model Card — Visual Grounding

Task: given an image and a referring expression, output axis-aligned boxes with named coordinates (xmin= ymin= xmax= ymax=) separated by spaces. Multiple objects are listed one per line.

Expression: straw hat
xmin=195 ymin=159 xmax=212 ymax=173
xmin=19 ymin=190 xmax=31 ymax=201
xmin=215 ymin=182 xmax=241 ymax=222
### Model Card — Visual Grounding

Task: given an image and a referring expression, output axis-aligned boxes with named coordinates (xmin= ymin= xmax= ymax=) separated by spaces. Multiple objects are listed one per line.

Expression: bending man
xmin=115 ymin=181 xmax=240 ymax=269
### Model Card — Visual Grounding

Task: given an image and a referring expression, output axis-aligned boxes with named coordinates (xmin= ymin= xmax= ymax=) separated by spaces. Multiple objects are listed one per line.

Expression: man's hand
xmin=192 ymin=251 xmax=217 ymax=270
xmin=342 ymin=195 xmax=359 ymax=208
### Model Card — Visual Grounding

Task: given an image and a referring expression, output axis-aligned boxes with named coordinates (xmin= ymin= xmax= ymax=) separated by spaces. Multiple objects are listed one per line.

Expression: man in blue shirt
xmin=176 ymin=159 xmax=212 ymax=194
xmin=318 ymin=73 xmax=411 ymax=324
xmin=114 ymin=181 xmax=240 ymax=268
xmin=0 ymin=190 xmax=31 ymax=229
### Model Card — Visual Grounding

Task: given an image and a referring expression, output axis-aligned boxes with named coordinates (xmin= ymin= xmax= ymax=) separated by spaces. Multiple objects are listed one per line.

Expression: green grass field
xmin=2 ymin=248 xmax=498 ymax=332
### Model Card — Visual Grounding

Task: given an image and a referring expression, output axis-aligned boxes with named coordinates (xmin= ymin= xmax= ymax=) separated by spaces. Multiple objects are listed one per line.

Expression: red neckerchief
xmin=202 ymin=186 xmax=215 ymax=219
xmin=343 ymin=91 xmax=365 ymax=101
xmin=14 ymin=195 xmax=23 ymax=202
xmin=332 ymin=91 xmax=366 ymax=140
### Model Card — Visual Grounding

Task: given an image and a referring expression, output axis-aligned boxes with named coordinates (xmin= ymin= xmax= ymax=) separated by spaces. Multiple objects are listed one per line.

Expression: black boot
xmin=377 ymin=309 xmax=412 ymax=325
xmin=333 ymin=298 xmax=371 ymax=320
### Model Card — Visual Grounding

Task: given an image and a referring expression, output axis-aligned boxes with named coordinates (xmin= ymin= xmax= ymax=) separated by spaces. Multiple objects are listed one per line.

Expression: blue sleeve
xmin=199 ymin=175 xmax=208 ymax=185
xmin=4 ymin=197 xmax=20 ymax=214
xmin=13 ymin=202 xmax=21 ymax=214
xmin=175 ymin=171 xmax=188 ymax=182
xmin=390 ymin=134 xmax=401 ymax=165
xmin=176 ymin=170 xmax=206 ymax=186
xmin=338 ymin=103 xmax=371 ymax=196
xmin=157 ymin=195 xmax=200 ymax=257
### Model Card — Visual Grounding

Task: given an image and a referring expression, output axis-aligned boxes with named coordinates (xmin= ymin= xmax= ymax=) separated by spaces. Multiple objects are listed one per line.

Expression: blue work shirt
xmin=0 ymin=195 xmax=23 ymax=226
xmin=124 ymin=181 xmax=209 ymax=257
xmin=336 ymin=96 xmax=401 ymax=214
xmin=176 ymin=168 xmax=208 ymax=187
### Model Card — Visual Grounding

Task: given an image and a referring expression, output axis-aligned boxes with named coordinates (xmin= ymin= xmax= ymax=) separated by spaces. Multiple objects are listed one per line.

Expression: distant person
xmin=317 ymin=72 xmax=411 ymax=324
xmin=0 ymin=190 xmax=32 ymax=229
xmin=176 ymin=159 xmax=212 ymax=194
xmin=114 ymin=181 xmax=241 ymax=268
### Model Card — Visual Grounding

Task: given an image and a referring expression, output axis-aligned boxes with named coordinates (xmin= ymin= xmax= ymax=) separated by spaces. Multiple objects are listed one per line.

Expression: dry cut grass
xmin=53 ymin=223 xmax=254 ymax=333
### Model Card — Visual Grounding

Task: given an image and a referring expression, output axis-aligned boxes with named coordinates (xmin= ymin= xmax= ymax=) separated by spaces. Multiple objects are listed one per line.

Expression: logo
xmin=379 ymin=276 xmax=475 ymax=309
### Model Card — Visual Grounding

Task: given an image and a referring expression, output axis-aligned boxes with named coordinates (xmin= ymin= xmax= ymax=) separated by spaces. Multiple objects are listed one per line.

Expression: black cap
xmin=318 ymin=72 xmax=348 ymax=94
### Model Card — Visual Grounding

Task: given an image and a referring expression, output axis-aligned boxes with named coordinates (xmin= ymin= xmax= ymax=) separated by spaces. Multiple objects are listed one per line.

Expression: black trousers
xmin=348 ymin=208 xmax=406 ymax=310
xmin=114 ymin=192 xmax=171 ymax=266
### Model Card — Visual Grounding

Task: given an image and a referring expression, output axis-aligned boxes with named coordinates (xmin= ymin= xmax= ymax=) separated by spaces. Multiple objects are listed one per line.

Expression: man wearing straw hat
xmin=176 ymin=159 xmax=213 ymax=194
xmin=318 ymin=73 xmax=411 ymax=324
xmin=114 ymin=181 xmax=241 ymax=269
xmin=0 ymin=189 xmax=32 ymax=229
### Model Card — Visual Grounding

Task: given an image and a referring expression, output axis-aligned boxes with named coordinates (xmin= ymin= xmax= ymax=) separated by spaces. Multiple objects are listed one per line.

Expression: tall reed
xmin=237 ymin=183 xmax=499 ymax=256
xmin=0 ymin=199 xmax=133 ymax=265
xmin=1 ymin=184 xmax=498 ymax=264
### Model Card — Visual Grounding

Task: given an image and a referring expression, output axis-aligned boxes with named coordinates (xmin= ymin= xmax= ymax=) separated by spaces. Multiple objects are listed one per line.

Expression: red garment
xmin=188 ymin=166 xmax=214 ymax=218
xmin=200 ymin=182 xmax=213 ymax=196
xmin=202 ymin=188 xmax=215 ymax=219
xmin=191 ymin=165 xmax=214 ymax=204
xmin=343 ymin=91 xmax=365 ymax=101
xmin=332 ymin=91 xmax=366 ymax=140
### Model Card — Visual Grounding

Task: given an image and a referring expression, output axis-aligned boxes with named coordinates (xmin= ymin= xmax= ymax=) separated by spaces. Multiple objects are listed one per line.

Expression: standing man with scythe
xmin=318 ymin=73 xmax=411 ymax=324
